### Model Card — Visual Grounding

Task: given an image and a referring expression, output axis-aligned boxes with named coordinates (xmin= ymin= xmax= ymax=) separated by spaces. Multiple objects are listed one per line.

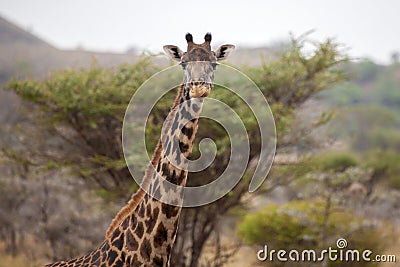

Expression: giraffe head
xmin=163 ymin=33 xmax=235 ymax=98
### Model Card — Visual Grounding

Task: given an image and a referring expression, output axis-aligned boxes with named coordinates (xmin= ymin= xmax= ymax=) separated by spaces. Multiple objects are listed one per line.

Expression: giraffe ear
xmin=214 ymin=44 xmax=235 ymax=61
xmin=163 ymin=45 xmax=184 ymax=62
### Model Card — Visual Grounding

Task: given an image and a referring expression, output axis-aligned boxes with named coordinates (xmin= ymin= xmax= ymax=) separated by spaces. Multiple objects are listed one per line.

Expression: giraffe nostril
xmin=189 ymin=80 xmax=210 ymax=89
xmin=191 ymin=81 xmax=205 ymax=87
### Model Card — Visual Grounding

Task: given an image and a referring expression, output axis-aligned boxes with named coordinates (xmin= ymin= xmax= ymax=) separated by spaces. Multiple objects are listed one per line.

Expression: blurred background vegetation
xmin=0 ymin=16 xmax=399 ymax=267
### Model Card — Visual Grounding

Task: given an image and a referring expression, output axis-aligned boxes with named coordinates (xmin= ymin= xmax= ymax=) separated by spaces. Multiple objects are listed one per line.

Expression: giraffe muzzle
xmin=189 ymin=84 xmax=212 ymax=98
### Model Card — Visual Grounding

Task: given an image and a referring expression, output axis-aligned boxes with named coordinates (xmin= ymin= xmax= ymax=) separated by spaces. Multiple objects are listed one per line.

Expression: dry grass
xmin=0 ymin=252 xmax=32 ymax=267
xmin=378 ymin=224 xmax=400 ymax=267
xmin=0 ymin=243 xmax=41 ymax=267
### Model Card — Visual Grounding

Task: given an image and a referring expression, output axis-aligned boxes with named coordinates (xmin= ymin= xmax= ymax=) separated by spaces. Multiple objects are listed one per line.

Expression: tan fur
xmin=187 ymin=38 xmax=211 ymax=52
xmin=106 ymin=85 xmax=184 ymax=238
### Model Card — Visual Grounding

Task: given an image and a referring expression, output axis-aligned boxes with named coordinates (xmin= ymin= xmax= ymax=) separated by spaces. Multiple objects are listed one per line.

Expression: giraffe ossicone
xmin=42 ymin=33 xmax=235 ymax=267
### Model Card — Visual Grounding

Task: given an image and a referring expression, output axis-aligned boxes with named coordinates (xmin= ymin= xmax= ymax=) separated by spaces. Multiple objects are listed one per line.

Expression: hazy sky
xmin=0 ymin=0 xmax=399 ymax=64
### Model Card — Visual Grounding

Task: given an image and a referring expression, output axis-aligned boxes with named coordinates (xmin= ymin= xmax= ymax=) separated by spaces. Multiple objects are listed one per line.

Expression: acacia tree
xmin=4 ymin=36 xmax=348 ymax=265
xmin=4 ymin=58 xmax=159 ymax=197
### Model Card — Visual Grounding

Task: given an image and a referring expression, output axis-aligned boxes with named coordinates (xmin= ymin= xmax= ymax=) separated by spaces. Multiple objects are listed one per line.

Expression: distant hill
xmin=0 ymin=16 xmax=143 ymax=83
xmin=0 ymin=16 xmax=52 ymax=47
xmin=0 ymin=16 xmax=141 ymax=133
xmin=0 ymin=16 xmax=274 ymax=84
xmin=228 ymin=47 xmax=275 ymax=66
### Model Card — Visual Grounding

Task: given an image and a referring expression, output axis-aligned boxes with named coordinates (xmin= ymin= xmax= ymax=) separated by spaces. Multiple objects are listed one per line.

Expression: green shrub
xmin=310 ymin=151 xmax=358 ymax=172
xmin=237 ymin=199 xmax=386 ymax=267
xmin=366 ymin=150 xmax=400 ymax=190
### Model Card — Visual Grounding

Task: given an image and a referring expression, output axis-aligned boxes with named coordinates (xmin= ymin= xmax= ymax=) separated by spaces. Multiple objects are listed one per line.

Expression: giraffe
xmin=42 ymin=33 xmax=235 ymax=267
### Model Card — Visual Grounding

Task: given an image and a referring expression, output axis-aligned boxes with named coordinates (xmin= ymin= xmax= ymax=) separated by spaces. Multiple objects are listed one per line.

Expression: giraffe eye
xmin=180 ymin=62 xmax=187 ymax=69
xmin=211 ymin=62 xmax=218 ymax=69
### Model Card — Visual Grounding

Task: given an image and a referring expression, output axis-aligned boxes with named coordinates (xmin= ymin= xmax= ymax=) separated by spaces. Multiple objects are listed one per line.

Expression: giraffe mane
xmin=105 ymin=84 xmax=184 ymax=238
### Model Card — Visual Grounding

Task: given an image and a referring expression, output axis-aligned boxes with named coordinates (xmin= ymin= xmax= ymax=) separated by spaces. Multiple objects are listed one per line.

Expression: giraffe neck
xmin=116 ymin=84 xmax=202 ymax=266
xmin=42 ymin=84 xmax=202 ymax=267
xmin=123 ymin=84 xmax=202 ymax=265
